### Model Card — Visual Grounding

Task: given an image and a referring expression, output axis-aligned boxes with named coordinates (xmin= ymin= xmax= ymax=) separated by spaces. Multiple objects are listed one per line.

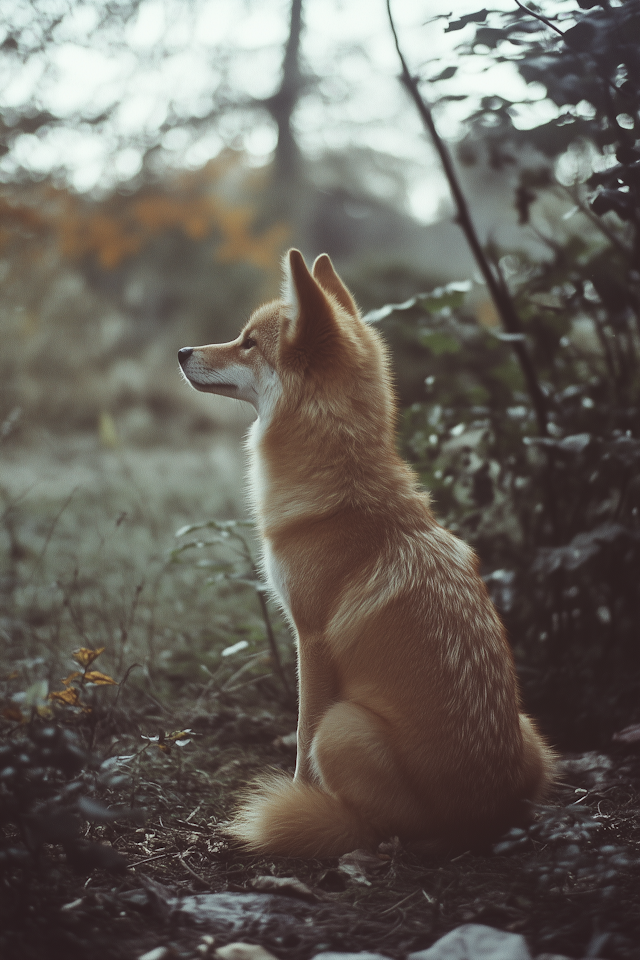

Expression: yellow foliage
xmin=72 ymin=647 xmax=106 ymax=668
xmin=58 ymin=209 xmax=142 ymax=269
xmin=2 ymin=704 xmax=24 ymax=722
xmin=84 ymin=670 xmax=118 ymax=686
xmin=49 ymin=687 xmax=84 ymax=707
xmin=61 ymin=671 xmax=82 ymax=686
xmin=1 ymin=157 xmax=289 ymax=273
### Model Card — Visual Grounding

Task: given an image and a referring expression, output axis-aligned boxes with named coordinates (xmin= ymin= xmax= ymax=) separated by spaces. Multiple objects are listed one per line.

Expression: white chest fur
xmin=261 ymin=539 xmax=291 ymax=619
xmin=246 ymin=414 xmax=292 ymax=622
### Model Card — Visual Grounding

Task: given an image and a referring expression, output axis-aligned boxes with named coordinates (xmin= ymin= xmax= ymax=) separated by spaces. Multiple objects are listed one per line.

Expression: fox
xmin=178 ymin=248 xmax=555 ymax=859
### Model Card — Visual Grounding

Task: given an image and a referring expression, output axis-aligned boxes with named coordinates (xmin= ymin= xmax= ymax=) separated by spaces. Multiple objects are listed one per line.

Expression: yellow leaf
xmin=49 ymin=687 xmax=83 ymax=707
xmin=72 ymin=647 xmax=105 ymax=668
xmin=84 ymin=670 xmax=118 ymax=686
xmin=2 ymin=704 xmax=24 ymax=722
xmin=61 ymin=671 xmax=82 ymax=686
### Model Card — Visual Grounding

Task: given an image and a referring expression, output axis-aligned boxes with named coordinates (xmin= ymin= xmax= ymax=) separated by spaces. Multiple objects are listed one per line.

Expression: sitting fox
xmin=178 ymin=249 xmax=555 ymax=858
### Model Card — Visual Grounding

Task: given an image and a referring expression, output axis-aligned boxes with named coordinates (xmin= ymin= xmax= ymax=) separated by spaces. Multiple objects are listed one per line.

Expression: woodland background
xmin=0 ymin=2 xmax=639 ymax=959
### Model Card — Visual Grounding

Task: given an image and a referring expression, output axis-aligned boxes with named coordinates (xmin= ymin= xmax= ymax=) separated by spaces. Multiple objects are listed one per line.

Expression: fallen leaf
xmin=338 ymin=848 xmax=388 ymax=885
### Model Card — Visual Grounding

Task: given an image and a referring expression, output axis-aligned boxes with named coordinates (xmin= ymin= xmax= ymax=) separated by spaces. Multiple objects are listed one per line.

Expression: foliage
xmin=449 ymin=0 xmax=640 ymax=235
xmin=391 ymin=0 xmax=640 ymax=748
xmin=1 ymin=156 xmax=287 ymax=276
xmin=0 ymin=647 xmax=142 ymax=874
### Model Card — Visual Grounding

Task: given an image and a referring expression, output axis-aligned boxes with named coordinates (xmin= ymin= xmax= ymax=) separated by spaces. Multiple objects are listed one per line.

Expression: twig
xmin=132 ymin=851 xmax=172 ymax=867
xmin=221 ymin=650 xmax=269 ymax=690
xmin=379 ymin=889 xmax=421 ymax=916
xmin=256 ymin=584 xmax=293 ymax=703
xmin=185 ymin=802 xmax=203 ymax=823
xmin=386 ymin=0 xmax=549 ymax=436
xmin=177 ymin=852 xmax=210 ymax=887
xmin=514 ymin=0 xmax=564 ymax=38
xmin=27 ymin=487 xmax=78 ymax=587
xmin=224 ymin=672 xmax=274 ymax=694
xmin=107 ymin=661 xmax=142 ymax=727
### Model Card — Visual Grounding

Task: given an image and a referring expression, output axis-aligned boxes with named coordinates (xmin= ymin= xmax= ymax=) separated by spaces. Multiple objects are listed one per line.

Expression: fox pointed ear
xmin=281 ymin=249 xmax=339 ymax=361
xmin=312 ymin=254 xmax=359 ymax=319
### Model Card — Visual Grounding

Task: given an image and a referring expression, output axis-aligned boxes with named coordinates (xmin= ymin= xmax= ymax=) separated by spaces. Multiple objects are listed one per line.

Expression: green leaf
xmin=417 ymin=283 xmax=470 ymax=313
xmin=432 ymin=66 xmax=458 ymax=81
xmin=445 ymin=9 xmax=488 ymax=33
xmin=418 ymin=331 xmax=461 ymax=355
xmin=363 ymin=282 xmax=470 ymax=324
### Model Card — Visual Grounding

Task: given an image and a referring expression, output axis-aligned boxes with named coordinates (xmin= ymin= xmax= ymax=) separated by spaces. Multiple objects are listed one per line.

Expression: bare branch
xmin=386 ymin=0 xmax=549 ymax=436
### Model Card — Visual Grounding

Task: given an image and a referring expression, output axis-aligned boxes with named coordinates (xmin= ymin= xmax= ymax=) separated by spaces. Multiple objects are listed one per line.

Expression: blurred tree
xmin=0 ymin=0 xmax=315 ymax=193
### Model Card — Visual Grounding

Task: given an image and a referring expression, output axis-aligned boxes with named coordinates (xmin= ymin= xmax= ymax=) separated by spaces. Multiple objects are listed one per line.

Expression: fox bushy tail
xmin=225 ymin=771 xmax=377 ymax=858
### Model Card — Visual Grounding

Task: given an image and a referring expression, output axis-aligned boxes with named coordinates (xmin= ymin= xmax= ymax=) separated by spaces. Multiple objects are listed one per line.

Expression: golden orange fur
xmin=178 ymin=249 xmax=555 ymax=858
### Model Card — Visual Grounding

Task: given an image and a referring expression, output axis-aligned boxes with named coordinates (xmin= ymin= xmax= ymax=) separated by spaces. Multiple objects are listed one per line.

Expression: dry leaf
xmin=61 ymin=671 xmax=82 ymax=686
xmin=72 ymin=647 xmax=105 ymax=668
xmin=49 ymin=687 xmax=84 ymax=707
xmin=84 ymin=670 xmax=118 ymax=686
xmin=2 ymin=704 xmax=24 ymax=722
xmin=338 ymin=848 xmax=388 ymax=885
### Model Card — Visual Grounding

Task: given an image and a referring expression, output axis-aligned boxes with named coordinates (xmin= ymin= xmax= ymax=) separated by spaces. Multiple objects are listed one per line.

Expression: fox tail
xmin=224 ymin=771 xmax=376 ymax=858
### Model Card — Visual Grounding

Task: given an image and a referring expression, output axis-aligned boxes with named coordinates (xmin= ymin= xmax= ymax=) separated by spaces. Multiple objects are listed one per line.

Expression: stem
xmin=386 ymin=0 xmax=549 ymax=436
xmin=256 ymin=585 xmax=293 ymax=705
xmin=513 ymin=0 xmax=564 ymax=38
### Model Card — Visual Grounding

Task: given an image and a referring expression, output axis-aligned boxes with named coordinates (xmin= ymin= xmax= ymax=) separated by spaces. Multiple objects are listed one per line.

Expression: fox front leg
xmin=294 ymin=636 xmax=340 ymax=783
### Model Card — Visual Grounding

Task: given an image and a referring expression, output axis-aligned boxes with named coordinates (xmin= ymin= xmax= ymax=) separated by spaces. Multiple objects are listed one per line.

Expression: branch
xmin=386 ymin=0 xmax=549 ymax=436
xmin=513 ymin=0 xmax=565 ymax=39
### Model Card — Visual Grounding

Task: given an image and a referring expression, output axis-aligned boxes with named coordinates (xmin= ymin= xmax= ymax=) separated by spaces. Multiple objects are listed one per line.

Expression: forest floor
xmin=1 ymin=427 xmax=639 ymax=960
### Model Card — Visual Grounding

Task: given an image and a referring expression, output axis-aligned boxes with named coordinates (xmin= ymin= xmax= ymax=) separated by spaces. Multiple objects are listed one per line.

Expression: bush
xmin=390 ymin=1 xmax=640 ymax=748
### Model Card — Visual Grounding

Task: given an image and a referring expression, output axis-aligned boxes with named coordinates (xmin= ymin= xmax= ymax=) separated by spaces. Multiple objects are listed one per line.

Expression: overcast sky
xmin=1 ymin=0 xmax=563 ymax=219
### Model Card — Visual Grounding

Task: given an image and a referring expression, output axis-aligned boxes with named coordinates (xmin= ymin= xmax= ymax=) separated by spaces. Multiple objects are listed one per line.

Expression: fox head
xmin=178 ymin=249 xmax=395 ymax=434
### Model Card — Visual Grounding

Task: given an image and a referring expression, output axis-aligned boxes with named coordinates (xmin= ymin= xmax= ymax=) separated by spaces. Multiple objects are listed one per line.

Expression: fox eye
xmin=241 ymin=336 xmax=257 ymax=350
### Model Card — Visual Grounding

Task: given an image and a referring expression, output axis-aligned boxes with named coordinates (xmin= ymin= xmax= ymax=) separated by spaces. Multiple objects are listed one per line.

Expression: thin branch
xmin=514 ymin=0 xmax=565 ymax=38
xmin=386 ymin=0 xmax=549 ymax=435
xmin=256 ymin=584 xmax=293 ymax=704
xmin=562 ymin=185 xmax=633 ymax=258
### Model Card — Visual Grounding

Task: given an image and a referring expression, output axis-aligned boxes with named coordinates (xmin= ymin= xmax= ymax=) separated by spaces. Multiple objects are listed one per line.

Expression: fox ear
xmin=281 ymin=249 xmax=339 ymax=362
xmin=312 ymin=254 xmax=358 ymax=319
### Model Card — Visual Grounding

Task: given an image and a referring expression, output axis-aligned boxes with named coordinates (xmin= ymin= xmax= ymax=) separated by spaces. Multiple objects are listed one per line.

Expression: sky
xmin=0 ymin=0 xmax=562 ymax=220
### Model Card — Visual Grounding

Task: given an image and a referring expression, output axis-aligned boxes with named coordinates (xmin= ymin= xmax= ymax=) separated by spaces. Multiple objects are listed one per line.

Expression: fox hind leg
xmin=309 ymin=701 xmax=429 ymax=840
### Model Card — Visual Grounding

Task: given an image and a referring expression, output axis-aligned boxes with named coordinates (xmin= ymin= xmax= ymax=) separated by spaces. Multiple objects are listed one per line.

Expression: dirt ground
xmin=1 ymin=428 xmax=639 ymax=960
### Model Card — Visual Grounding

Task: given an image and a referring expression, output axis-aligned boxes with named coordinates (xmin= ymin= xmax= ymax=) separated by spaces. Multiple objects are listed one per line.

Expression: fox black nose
xmin=178 ymin=346 xmax=193 ymax=366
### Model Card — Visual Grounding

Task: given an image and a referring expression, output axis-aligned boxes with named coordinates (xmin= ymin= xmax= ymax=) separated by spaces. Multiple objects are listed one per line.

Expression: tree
xmin=0 ymin=0 xmax=317 ymax=195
